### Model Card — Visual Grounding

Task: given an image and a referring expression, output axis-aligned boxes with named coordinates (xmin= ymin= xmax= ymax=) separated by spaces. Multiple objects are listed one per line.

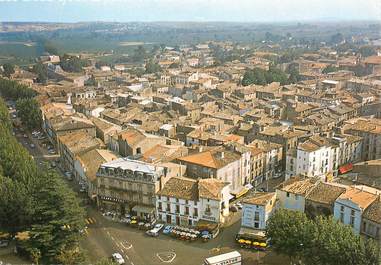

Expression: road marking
xmin=156 ymin=252 xmax=176 ymax=263
xmin=121 ymin=241 xmax=133 ymax=250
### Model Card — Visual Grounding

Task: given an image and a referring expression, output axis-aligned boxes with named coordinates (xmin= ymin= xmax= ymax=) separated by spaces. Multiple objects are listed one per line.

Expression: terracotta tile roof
xmin=118 ymin=128 xmax=145 ymax=145
xmin=338 ymin=187 xmax=378 ymax=210
xmin=306 ymin=182 xmax=346 ymax=205
xmin=243 ymin=192 xmax=276 ymax=206
xmin=363 ymin=197 xmax=381 ymax=224
xmin=59 ymin=131 xmax=104 ymax=155
xmin=157 ymin=177 xmax=199 ymax=201
xmin=177 ymin=147 xmax=241 ymax=169
xmin=198 ymin=178 xmax=228 ymax=200
xmin=278 ymin=177 xmax=317 ymax=196
xmin=77 ymin=149 xmax=118 ymax=182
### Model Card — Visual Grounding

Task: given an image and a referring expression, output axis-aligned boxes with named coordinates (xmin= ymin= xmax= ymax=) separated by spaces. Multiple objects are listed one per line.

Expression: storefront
xmin=132 ymin=205 xmax=156 ymax=221
xmin=97 ymin=195 xmax=129 ymax=214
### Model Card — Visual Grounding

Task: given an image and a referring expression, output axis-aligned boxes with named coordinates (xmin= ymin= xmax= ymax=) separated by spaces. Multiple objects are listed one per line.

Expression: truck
xmin=203 ymin=251 xmax=241 ymax=265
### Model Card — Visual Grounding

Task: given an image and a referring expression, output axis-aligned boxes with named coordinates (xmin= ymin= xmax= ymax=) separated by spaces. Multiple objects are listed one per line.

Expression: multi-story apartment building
xmin=344 ymin=118 xmax=381 ymax=161
xmin=156 ymin=177 xmax=230 ymax=226
xmin=241 ymin=192 xmax=276 ymax=230
xmin=295 ymin=135 xmax=334 ymax=179
xmin=333 ymin=186 xmax=378 ymax=234
xmin=96 ymin=158 xmax=170 ymax=221
xmin=177 ymin=146 xmax=249 ymax=193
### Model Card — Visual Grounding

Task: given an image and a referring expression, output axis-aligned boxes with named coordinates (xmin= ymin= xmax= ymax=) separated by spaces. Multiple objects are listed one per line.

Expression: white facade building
xmin=333 ymin=186 xmax=377 ymax=234
xmin=295 ymin=136 xmax=334 ymax=179
xmin=156 ymin=177 xmax=230 ymax=226
xmin=241 ymin=193 xmax=276 ymax=230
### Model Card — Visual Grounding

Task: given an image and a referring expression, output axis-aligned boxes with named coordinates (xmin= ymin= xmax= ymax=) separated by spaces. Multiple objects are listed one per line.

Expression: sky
xmin=0 ymin=0 xmax=380 ymax=23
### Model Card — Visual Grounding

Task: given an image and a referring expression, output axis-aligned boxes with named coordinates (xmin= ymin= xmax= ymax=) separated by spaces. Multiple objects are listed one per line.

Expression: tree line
xmin=266 ymin=209 xmax=380 ymax=265
xmin=0 ymin=83 xmax=87 ymax=264
xmin=0 ymin=78 xmax=41 ymax=130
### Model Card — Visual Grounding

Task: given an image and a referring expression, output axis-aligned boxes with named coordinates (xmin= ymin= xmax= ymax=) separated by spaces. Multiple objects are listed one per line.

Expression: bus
xmin=203 ymin=251 xmax=241 ymax=265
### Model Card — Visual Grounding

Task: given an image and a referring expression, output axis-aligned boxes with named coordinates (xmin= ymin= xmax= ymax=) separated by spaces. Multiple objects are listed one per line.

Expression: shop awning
xmin=339 ymin=163 xmax=353 ymax=174
xmin=132 ymin=205 xmax=155 ymax=214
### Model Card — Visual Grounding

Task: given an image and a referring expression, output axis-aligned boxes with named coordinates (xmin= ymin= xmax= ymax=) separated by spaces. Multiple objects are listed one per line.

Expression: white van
xmin=204 ymin=251 xmax=241 ymax=265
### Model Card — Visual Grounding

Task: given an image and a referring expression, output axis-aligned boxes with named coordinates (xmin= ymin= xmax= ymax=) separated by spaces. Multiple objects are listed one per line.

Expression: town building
xmin=156 ymin=177 xmax=230 ymax=226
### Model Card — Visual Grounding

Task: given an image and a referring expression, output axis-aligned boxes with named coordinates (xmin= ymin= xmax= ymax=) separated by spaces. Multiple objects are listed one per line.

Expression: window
xmin=205 ymin=205 xmax=211 ymax=214
xmin=350 ymin=210 xmax=355 ymax=227
xmin=194 ymin=208 xmax=198 ymax=217
xmin=185 ymin=206 xmax=189 ymax=215
xmin=286 ymin=192 xmax=290 ymax=197
xmin=350 ymin=215 xmax=355 ymax=227
xmin=158 ymin=202 xmax=162 ymax=211
xmin=136 ymin=147 xmax=141 ymax=154
xmin=176 ymin=205 xmax=180 ymax=214
xmin=254 ymin=212 xmax=260 ymax=221
xmin=295 ymin=194 xmax=299 ymax=200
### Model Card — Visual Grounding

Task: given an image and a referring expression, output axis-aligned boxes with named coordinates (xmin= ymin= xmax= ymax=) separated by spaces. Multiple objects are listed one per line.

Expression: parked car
xmin=162 ymin=225 xmax=173 ymax=235
xmin=146 ymin=223 xmax=164 ymax=237
xmin=112 ymin=253 xmax=125 ymax=265
xmin=0 ymin=240 xmax=9 ymax=248
xmin=23 ymin=134 xmax=28 ymax=138
xmin=30 ymin=143 xmax=35 ymax=149
xmin=235 ymin=202 xmax=243 ymax=210
xmin=144 ymin=219 xmax=157 ymax=230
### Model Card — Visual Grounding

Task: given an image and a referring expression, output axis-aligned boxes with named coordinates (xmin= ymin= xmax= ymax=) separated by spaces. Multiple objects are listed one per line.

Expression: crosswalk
xmin=85 ymin=217 xmax=96 ymax=225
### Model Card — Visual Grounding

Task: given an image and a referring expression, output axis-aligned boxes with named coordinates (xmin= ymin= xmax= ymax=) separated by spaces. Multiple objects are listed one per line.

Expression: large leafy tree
xmin=2 ymin=63 xmax=15 ymax=78
xmin=32 ymin=62 xmax=48 ymax=84
xmin=242 ymin=67 xmax=289 ymax=86
xmin=0 ymin=97 xmax=86 ymax=264
xmin=145 ymin=59 xmax=162 ymax=74
xmin=16 ymin=98 xmax=42 ymax=130
xmin=0 ymin=78 xmax=36 ymax=99
xmin=266 ymin=209 xmax=314 ymax=262
xmin=60 ymin=54 xmax=89 ymax=73
xmin=267 ymin=210 xmax=381 ymax=265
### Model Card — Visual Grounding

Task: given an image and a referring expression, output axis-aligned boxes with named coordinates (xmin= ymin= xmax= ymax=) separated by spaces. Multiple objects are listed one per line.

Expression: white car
xmin=146 ymin=223 xmax=164 ymax=237
xmin=153 ymin=223 xmax=164 ymax=231
xmin=112 ymin=253 xmax=125 ymax=264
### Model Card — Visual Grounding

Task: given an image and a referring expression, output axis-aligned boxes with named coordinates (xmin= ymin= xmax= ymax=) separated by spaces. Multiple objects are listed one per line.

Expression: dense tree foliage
xmin=242 ymin=67 xmax=289 ymax=86
xmin=145 ymin=59 xmax=162 ymax=74
xmin=32 ymin=62 xmax=48 ymax=84
xmin=359 ymin=46 xmax=377 ymax=57
xmin=60 ymin=54 xmax=89 ymax=73
xmin=16 ymin=98 xmax=42 ymax=130
xmin=0 ymin=78 xmax=36 ymax=99
xmin=267 ymin=209 xmax=381 ymax=265
xmin=322 ymin=65 xmax=341 ymax=74
xmin=132 ymin=46 xmax=147 ymax=62
xmin=0 ymin=85 xmax=85 ymax=264
xmin=2 ymin=63 xmax=15 ymax=78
